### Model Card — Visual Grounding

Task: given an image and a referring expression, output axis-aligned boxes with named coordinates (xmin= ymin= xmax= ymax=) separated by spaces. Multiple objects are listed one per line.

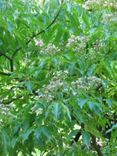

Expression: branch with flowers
xmin=0 ymin=0 xmax=64 ymax=76
xmin=0 ymin=50 xmax=13 ymax=75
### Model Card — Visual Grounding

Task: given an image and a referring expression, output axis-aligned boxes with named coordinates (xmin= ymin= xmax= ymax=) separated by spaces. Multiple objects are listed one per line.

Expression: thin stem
xmin=91 ymin=135 xmax=103 ymax=156
xmin=0 ymin=71 xmax=11 ymax=76
xmin=12 ymin=3 xmax=63 ymax=58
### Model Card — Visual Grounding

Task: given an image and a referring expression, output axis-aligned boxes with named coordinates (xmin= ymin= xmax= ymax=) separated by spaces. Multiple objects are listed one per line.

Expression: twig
xmin=71 ymin=130 xmax=81 ymax=145
xmin=0 ymin=50 xmax=12 ymax=61
xmin=0 ymin=50 xmax=14 ymax=72
xmin=71 ymin=123 xmax=84 ymax=145
xmin=12 ymin=3 xmax=63 ymax=58
xmin=10 ymin=59 xmax=14 ymax=72
xmin=0 ymin=0 xmax=64 ymax=74
xmin=0 ymin=71 xmax=12 ymax=76
xmin=2 ymin=95 xmax=23 ymax=104
xmin=91 ymin=135 xmax=103 ymax=156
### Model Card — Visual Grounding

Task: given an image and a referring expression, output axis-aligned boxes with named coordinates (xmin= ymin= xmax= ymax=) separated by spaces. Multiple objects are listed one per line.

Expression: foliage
xmin=0 ymin=0 xmax=117 ymax=155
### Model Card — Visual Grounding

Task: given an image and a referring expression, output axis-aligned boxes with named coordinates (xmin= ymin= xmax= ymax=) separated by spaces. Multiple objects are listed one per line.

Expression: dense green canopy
xmin=0 ymin=0 xmax=117 ymax=155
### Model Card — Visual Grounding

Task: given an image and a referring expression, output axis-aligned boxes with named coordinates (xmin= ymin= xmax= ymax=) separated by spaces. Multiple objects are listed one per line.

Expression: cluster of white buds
xmin=86 ymin=76 xmax=103 ymax=88
xmin=40 ymin=43 xmax=60 ymax=55
xmin=52 ymin=70 xmax=69 ymax=81
xmin=102 ymin=13 xmax=117 ymax=23
xmin=71 ymin=79 xmax=89 ymax=91
xmin=103 ymin=0 xmax=117 ymax=10
xmin=0 ymin=102 xmax=12 ymax=115
xmin=34 ymin=39 xmax=44 ymax=47
xmin=36 ymin=74 xmax=103 ymax=103
xmin=71 ymin=76 xmax=103 ymax=92
xmin=83 ymin=0 xmax=117 ymax=10
xmin=66 ymin=35 xmax=78 ymax=47
xmin=86 ymin=48 xmax=102 ymax=61
xmin=46 ymin=79 xmax=63 ymax=92
xmin=37 ymin=70 xmax=69 ymax=102
xmin=37 ymin=0 xmax=43 ymax=4
xmin=66 ymin=35 xmax=89 ymax=52
xmin=85 ymin=39 xmax=105 ymax=60
xmin=37 ymin=80 xmax=63 ymax=102
xmin=82 ymin=0 xmax=100 ymax=10
xmin=93 ymin=39 xmax=104 ymax=50
xmin=31 ymin=105 xmax=43 ymax=115
xmin=37 ymin=90 xmax=54 ymax=103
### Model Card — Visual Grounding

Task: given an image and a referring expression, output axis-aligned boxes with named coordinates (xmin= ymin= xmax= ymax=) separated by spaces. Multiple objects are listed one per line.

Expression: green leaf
xmin=41 ymin=127 xmax=51 ymax=141
xmin=82 ymin=131 xmax=91 ymax=149
xmin=21 ymin=129 xmax=32 ymax=141
xmin=85 ymin=124 xmax=102 ymax=139
xmin=62 ymin=104 xmax=71 ymax=121
xmin=24 ymin=81 xmax=33 ymax=93
xmin=77 ymin=98 xmax=87 ymax=109
xmin=52 ymin=103 xmax=61 ymax=120
xmin=106 ymin=123 xmax=117 ymax=134
xmin=0 ymin=130 xmax=10 ymax=156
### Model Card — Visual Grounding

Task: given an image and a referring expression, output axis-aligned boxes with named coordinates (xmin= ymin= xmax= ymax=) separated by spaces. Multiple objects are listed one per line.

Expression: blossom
xmin=36 ymin=70 xmax=69 ymax=102
xmin=71 ymin=76 xmax=103 ymax=91
xmin=82 ymin=0 xmax=100 ymax=10
xmin=66 ymin=35 xmax=78 ymax=47
xmin=40 ymin=43 xmax=60 ymax=55
xmin=93 ymin=40 xmax=104 ymax=49
xmin=83 ymin=0 xmax=117 ymax=10
xmin=36 ymin=72 xmax=103 ymax=103
xmin=66 ymin=35 xmax=89 ymax=52
xmin=52 ymin=70 xmax=69 ymax=80
xmin=0 ymin=102 xmax=13 ymax=115
xmin=35 ymin=39 xmax=44 ymax=47
xmin=102 ymin=13 xmax=117 ymax=23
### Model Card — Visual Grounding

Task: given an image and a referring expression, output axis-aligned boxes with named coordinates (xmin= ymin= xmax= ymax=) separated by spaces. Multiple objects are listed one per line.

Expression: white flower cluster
xmin=36 ymin=70 xmax=68 ymax=102
xmin=93 ymin=40 xmax=104 ymax=49
xmin=34 ymin=39 xmax=44 ymax=47
xmin=86 ymin=49 xmax=103 ymax=61
xmin=34 ymin=39 xmax=60 ymax=55
xmin=31 ymin=106 xmax=43 ymax=115
xmin=71 ymin=76 xmax=103 ymax=92
xmin=66 ymin=35 xmax=89 ymax=52
xmin=0 ymin=102 xmax=12 ymax=115
xmin=84 ymin=39 xmax=105 ymax=61
xmin=40 ymin=43 xmax=60 ymax=55
xmin=66 ymin=35 xmax=78 ymax=47
xmin=82 ymin=0 xmax=100 ymax=10
xmin=103 ymin=0 xmax=117 ymax=10
xmin=83 ymin=0 xmax=117 ymax=10
xmin=52 ymin=70 xmax=69 ymax=80
xmin=35 ymin=73 xmax=103 ymax=103
xmin=102 ymin=13 xmax=117 ymax=23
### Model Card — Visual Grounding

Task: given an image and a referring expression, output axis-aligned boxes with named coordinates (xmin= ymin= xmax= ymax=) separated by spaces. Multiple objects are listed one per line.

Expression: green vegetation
xmin=0 ymin=0 xmax=117 ymax=155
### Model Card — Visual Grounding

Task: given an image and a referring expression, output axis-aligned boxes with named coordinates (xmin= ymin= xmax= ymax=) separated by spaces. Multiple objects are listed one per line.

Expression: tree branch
xmin=2 ymin=95 xmax=23 ymax=104
xmin=91 ymin=135 xmax=103 ymax=156
xmin=0 ymin=0 xmax=64 ymax=75
xmin=0 ymin=71 xmax=12 ymax=76
xmin=71 ymin=130 xmax=81 ymax=145
xmin=71 ymin=123 xmax=84 ymax=145
xmin=12 ymin=3 xmax=63 ymax=59
xmin=10 ymin=59 xmax=14 ymax=72
xmin=0 ymin=50 xmax=14 ymax=72
xmin=0 ymin=50 xmax=12 ymax=61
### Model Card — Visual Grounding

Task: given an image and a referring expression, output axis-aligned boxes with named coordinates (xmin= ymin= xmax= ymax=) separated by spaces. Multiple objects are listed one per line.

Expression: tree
xmin=0 ymin=0 xmax=117 ymax=155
